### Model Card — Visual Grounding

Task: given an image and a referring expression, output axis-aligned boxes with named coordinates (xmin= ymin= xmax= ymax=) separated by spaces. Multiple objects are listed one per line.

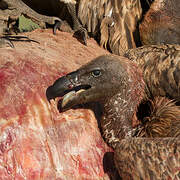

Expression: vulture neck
xmin=99 ymin=63 xmax=145 ymax=149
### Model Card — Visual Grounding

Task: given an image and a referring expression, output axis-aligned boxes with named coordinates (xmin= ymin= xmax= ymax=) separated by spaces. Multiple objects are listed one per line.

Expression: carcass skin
xmin=0 ymin=30 xmax=118 ymax=179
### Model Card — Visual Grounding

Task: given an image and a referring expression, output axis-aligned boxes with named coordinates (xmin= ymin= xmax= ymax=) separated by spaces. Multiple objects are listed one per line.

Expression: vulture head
xmin=46 ymin=55 xmax=145 ymax=148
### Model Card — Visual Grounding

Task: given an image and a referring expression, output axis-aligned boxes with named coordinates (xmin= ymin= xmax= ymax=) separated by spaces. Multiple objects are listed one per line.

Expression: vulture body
xmin=22 ymin=0 xmax=142 ymax=55
xmin=78 ymin=0 xmax=142 ymax=54
xmin=140 ymin=0 xmax=180 ymax=45
xmin=46 ymin=46 xmax=180 ymax=179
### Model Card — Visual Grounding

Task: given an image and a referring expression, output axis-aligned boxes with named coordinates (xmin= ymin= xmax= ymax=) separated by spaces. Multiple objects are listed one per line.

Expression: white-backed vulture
xmin=46 ymin=44 xmax=180 ymax=179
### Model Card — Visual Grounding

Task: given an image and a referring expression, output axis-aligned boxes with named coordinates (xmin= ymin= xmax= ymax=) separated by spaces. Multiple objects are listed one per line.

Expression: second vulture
xmin=46 ymin=44 xmax=180 ymax=179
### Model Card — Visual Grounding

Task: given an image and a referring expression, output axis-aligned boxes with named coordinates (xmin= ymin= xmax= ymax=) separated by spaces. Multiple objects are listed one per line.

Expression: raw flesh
xmin=0 ymin=30 xmax=117 ymax=179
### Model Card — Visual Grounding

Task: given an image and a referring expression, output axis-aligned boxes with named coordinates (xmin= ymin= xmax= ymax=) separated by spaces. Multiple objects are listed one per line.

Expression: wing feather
xmin=77 ymin=0 xmax=142 ymax=55
xmin=115 ymin=138 xmax=180 ymax=179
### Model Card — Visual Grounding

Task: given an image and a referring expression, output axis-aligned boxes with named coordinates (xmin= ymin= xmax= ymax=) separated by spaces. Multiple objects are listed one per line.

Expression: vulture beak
xmin=46 ymin=70 xmax=91 ymax=111
xmin=46 ymin=71 xmax=79 ymax=101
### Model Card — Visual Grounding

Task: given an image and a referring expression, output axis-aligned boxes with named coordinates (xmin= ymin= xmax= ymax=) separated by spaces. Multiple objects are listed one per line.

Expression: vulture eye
xmin=91 ymin=69 xmax=101 ymax=77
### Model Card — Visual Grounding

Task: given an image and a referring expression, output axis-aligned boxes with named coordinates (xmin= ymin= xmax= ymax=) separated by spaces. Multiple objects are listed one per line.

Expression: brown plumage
xmin=137 ymin=97 xmax=180 ymax=138
xmin=78 ymin=0 xmax=142 ymax=54
xmin=46 ymin=51 xmax=180 ymax=179
xmin=115 ymin=98 xmax=180 ymax=179
xmin=124 ymin=44 xmax=180 ymax=102
xmin=115 ymin=137 xmax=180 ymax=179
xmin=139 ymin=0 xmax=180 ymax=45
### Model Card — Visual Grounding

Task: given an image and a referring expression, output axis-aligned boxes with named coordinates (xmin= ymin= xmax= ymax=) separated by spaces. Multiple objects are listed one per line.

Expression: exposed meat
xmin=0 ymin=30 xmax=119 ymax=179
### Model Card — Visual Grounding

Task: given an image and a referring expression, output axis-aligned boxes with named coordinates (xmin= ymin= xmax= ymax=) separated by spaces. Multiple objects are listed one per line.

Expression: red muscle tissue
xmin=0 ymin=30 xmax=119 ymax=179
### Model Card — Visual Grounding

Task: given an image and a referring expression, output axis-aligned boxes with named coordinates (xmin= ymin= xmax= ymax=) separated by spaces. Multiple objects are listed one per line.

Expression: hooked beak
xmin=46 ymin=71 xmax=91 ymax=111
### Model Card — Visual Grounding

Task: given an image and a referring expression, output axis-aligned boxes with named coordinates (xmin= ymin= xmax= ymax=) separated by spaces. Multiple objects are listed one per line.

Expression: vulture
xmin=140 ymin=0 xmax=180 ymax=45
xmin=46 ymin=45 xmax=180 ymax=179
xmin=22 ymin=0 xmax=142 ymax=55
